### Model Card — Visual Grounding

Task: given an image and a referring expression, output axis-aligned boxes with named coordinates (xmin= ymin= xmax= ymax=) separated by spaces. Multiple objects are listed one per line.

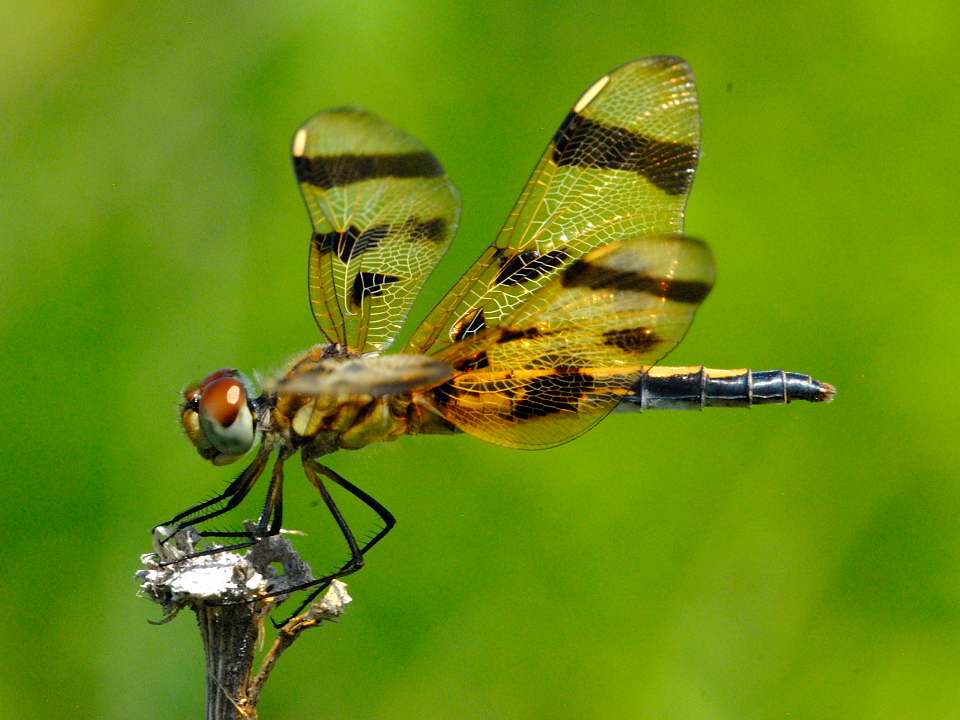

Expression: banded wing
xmin=293 ymin=109 xmax=460 ymax=353
xmin=405 ymin=56 xmax=700 ymax=356
xmin=428 ymin=235 xmax=714 ymax=448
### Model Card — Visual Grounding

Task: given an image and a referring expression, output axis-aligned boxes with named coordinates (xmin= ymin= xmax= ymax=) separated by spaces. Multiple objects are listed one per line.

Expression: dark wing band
xmin=293 ymin=108 xmax=460 ymax=353
xmin=405 ymin=56 xmax=700 ymax=357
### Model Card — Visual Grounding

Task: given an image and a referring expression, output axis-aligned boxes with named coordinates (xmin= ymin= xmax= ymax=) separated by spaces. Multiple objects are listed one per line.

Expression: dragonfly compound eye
xmin=179 ymin=369 xmax=258 ymax=465
xmin=197 ymin=376 xmax=257 ymax=460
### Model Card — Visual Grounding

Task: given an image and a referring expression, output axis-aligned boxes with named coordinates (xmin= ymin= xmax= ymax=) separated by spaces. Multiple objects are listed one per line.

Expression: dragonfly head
xmin=181 ymin=369 xmax=261 ymax=465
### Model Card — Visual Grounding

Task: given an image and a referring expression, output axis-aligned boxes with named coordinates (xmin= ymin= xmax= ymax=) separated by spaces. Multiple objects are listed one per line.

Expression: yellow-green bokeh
xmin=1 ymin=2 xmax=958 ymax=718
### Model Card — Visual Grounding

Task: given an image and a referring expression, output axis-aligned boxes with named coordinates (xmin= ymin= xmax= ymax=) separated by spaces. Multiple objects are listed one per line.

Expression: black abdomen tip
xmin=780 ymin=372 xmax=836 ymax=403
xmin=814 ymin=380 xmax=836 ymax=403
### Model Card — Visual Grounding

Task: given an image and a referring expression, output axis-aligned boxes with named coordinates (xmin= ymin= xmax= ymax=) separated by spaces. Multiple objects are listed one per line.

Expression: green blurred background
xmin=2 ymin=1 xmax=958 ymax=718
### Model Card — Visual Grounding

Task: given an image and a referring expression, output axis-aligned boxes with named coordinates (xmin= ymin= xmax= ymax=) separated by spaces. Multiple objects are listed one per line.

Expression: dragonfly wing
xmin=277 ymin=354 xmax=453 ymax=399
xmin=428 ymin=234 xmax=714 ymax=448
xmin=406 ymin=56 xmax=700 ymax=356
xmin=293 ymin=109 xmax=460 ymax=353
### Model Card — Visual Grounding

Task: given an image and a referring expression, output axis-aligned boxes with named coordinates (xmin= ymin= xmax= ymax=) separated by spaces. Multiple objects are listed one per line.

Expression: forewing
xmin=406 ymin=56 xmax=700 ymax=356
xmin=429 ymin=235 xmax=714 ymax=448
xmin=293 ymin=109 xmax=460 ymax=353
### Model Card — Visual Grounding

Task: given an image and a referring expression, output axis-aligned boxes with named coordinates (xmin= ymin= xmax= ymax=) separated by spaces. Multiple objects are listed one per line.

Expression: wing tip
xmin=619 ymin=55 xmax=692 ymax=74
xmin=643 ymin=54 xmax=689 ymax=67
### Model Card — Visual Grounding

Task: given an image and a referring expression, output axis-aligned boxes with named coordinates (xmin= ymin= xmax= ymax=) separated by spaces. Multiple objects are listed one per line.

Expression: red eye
xmin=199 ymin=368 xmax=239 ymax=385
xmin=183 ymin=368 xmax=239 ymax=405
xmin=182 ymin=368 xmax=257 ymax=463
xmin=199 ymin=377 xmax=247 ymax=427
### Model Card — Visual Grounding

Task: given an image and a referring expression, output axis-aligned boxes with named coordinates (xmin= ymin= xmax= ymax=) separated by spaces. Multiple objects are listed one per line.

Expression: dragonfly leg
xmin=156 ymin=449 xmax=288 ymax=564
xmin=154 ymin=446 xmax=271 ymax=541
xmin=269 ymin=459 xmax=396 ymax=626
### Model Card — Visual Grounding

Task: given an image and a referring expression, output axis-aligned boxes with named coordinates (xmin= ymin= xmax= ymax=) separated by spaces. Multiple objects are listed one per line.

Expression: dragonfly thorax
xmin=267 ymin=345 xmax=456 ymax=451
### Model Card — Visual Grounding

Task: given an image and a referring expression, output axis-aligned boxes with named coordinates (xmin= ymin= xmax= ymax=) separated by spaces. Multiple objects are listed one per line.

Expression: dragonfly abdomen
xmin=620 ymin=367 xmax=835 ymax=411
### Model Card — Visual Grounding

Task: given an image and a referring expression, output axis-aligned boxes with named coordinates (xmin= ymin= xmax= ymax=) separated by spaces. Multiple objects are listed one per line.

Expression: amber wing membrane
xmin=428 ymin=235 xmax=714 ymax=448
xmin=293 ymin=108 xmax=460 ymax=353
xmin=405 ymin=56 xmax=700 ymax=356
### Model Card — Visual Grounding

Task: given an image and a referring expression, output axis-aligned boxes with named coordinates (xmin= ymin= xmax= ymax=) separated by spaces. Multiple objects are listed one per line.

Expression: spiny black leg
xmin=154 ymin=454 xmax=266 ymax=559
xmin=196 ymin=530 xmax=256 ymax=540
xmin=320 ymin=465 xmax=396 ymax=558
xmin=161 ymin=450 xmax=289 ymax=564
xmin=255 ymin=450 xmax=287 ymax=538
xmin=269 ymin=475 xmax=284 ymax=536
xmin=159 ymin=471 xmax=250 ymax=527
xmin=271 ymin=460 xmax=395 ymax=626
xmin=156 ymin=447 xmax=270 ymax=538
xmin=305 ymin=460 xmax=364 ymax=567
xmin=269 ymin=461 xmax=364 ymax=626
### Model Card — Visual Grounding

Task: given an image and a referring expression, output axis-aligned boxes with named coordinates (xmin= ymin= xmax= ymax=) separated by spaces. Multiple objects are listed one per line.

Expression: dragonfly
xmin=158 ymin=56 xmax=834 ymax=617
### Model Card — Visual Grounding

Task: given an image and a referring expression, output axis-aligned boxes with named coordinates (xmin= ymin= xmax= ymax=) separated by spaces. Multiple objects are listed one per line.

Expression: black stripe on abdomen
xmin=552 ymin=112 xmax=698 ymax=195
xmin=294 ymin=151 xmax=443 ymax=189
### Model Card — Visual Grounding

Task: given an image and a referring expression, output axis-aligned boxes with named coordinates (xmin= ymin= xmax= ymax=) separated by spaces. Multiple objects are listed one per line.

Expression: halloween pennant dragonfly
xmin=158 ymin=56 xmax=834 ymax=615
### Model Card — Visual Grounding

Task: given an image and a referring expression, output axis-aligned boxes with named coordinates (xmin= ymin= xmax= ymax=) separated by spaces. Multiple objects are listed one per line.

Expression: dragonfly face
xmin=158 ymin=56 xmax=834 ymax=620
xmin=180 ymin=368 xmax=262 ymax=466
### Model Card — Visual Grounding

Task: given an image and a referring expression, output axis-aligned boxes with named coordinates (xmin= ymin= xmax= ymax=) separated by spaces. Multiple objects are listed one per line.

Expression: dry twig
xmin=137 ymin=525 xmax=350 ymax=719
